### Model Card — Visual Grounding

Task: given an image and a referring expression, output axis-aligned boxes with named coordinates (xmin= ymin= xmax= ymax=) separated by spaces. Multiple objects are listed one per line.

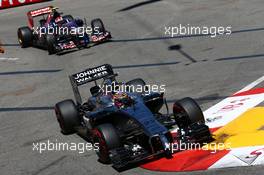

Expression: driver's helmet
xmin=103 ymin=79 xmax=123 ymax=94
xmin=50 ymin=9 xmax=59 ymax=20
xmin=51 ymin=9 xmax=63 ymax=25
xmin=75 ymin=18 xmax=84 ymax=27
xmin=112 ymin=91 xmax=133 ymax=108
xmin=53 ymin=11 xmax=60 ymax=19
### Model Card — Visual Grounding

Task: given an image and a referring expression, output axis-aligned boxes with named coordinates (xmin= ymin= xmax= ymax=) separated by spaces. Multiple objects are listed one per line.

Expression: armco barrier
xmin=0 ymin=0 xmax=48 ymax=9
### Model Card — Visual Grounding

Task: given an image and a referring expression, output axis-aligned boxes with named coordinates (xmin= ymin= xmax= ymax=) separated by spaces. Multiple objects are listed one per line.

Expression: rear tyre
xmin=91 ymin=18 xmax=106 ymax=35
xmin=17 ymin=27 xmax=33 ymax=48
xmin=92 ymin=123 xmax=121 ymax=164
xmin=173 ymin=97 xmax=205 ymax=127
xmin=46 ymin=35 xmax=57 ymax=55
xmin=55 ymin=99 xmax=80 ymax=135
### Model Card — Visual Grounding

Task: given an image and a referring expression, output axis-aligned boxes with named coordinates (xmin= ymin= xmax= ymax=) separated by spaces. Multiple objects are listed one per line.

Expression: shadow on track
xmin=0 ymin=69 xmax=62 ymax=75
xmin=215 ymin=54 xmax=264 ymax=61
xmin=168 ymin=44 xmax=198 ymax=63
xmin=1 ymin=44 xmax=20 ymax=46
xmin=0 ymin=107 xmax=53 ymax=112
xmin=113 ymin=61 xmax=180 ymax=69
xmin=112 ymin=43 xmax=264 ymax=69
xmin=118 ymin=0 xmax=162 ymax=12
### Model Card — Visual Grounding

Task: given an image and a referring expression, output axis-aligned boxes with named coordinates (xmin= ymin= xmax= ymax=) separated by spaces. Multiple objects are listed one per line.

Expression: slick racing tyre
xmin=126 ymin=78 xmax=148 ymax=93
xmin=92 ymin=123 xmax=121 ymax=164
xmin=55 ymin=99 xmax=80 ymax=135
xmin=173 ymin=97 xmax=205 ymax=127
xmin=17 ymin=27 xmax=33 ymax=48
xmin=46 ymin=35 xmax=57 ymax=55
xmin=91 ymin=18 xmax=106 ymax=35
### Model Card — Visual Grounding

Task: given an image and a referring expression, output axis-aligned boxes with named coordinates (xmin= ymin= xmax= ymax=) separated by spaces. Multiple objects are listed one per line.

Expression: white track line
xmin=236 ymin=75 xmax=264 ymax=94
xmin=0 ymin=57 xmax=19 ymax=61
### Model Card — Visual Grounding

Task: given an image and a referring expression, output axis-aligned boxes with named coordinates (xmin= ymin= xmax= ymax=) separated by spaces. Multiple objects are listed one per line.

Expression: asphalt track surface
xmin=1 ymin=0 xmax=264 ymax=174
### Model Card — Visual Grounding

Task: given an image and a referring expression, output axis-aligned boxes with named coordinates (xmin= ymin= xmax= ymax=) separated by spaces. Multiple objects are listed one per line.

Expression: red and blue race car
xmin=17 ymin=6 xmax=111 ymax=54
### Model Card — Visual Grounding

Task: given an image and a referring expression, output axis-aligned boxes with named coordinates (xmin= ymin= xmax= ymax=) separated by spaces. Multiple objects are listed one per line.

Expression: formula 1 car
xmin=17 ymin=6 xmax=111 ymax=54
xmin=54 ymin=64 xmax=212 ymax=170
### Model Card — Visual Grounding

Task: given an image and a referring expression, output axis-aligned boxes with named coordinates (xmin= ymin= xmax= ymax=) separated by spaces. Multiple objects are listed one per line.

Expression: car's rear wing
xmin=27 ymin=6 xmax=54 ymax=28
xmin=28 ymin=6 xmax=53 ymax=17
xmin=69 ymin=64 xmax=115 ymax=105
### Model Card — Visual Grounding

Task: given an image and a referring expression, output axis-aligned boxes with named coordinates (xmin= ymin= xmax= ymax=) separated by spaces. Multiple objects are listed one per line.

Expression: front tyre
xmin=173 ymin=97 xmax=205 ymax=128
xmin=46 ymin=35 xmax=57 ymax=55
xmin=91 ymin=18 xmax=106 ymax=35
xmin=55 ymin=99 xmax=80 ymax=135
xmin=92 ymin=123 xmax=121 ymax=164
xmin=17 ymin=27 xmax=33 ymax=48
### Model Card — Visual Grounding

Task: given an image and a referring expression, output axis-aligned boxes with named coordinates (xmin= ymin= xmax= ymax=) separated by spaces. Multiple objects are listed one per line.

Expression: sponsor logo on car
xmin=74 ymin=65 xmax=109 ymax=85
xmin=30 ymin=7 xmax=52 ymax=17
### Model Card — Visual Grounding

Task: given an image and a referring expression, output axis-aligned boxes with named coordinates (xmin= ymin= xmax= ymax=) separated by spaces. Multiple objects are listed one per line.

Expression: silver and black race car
xmin=54 ymin=64 xmax=212 ymax=170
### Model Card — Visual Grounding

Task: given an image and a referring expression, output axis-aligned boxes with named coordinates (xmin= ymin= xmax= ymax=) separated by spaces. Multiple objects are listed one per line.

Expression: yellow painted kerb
xmin=206 ymin=107 xmax=264 ymax=150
